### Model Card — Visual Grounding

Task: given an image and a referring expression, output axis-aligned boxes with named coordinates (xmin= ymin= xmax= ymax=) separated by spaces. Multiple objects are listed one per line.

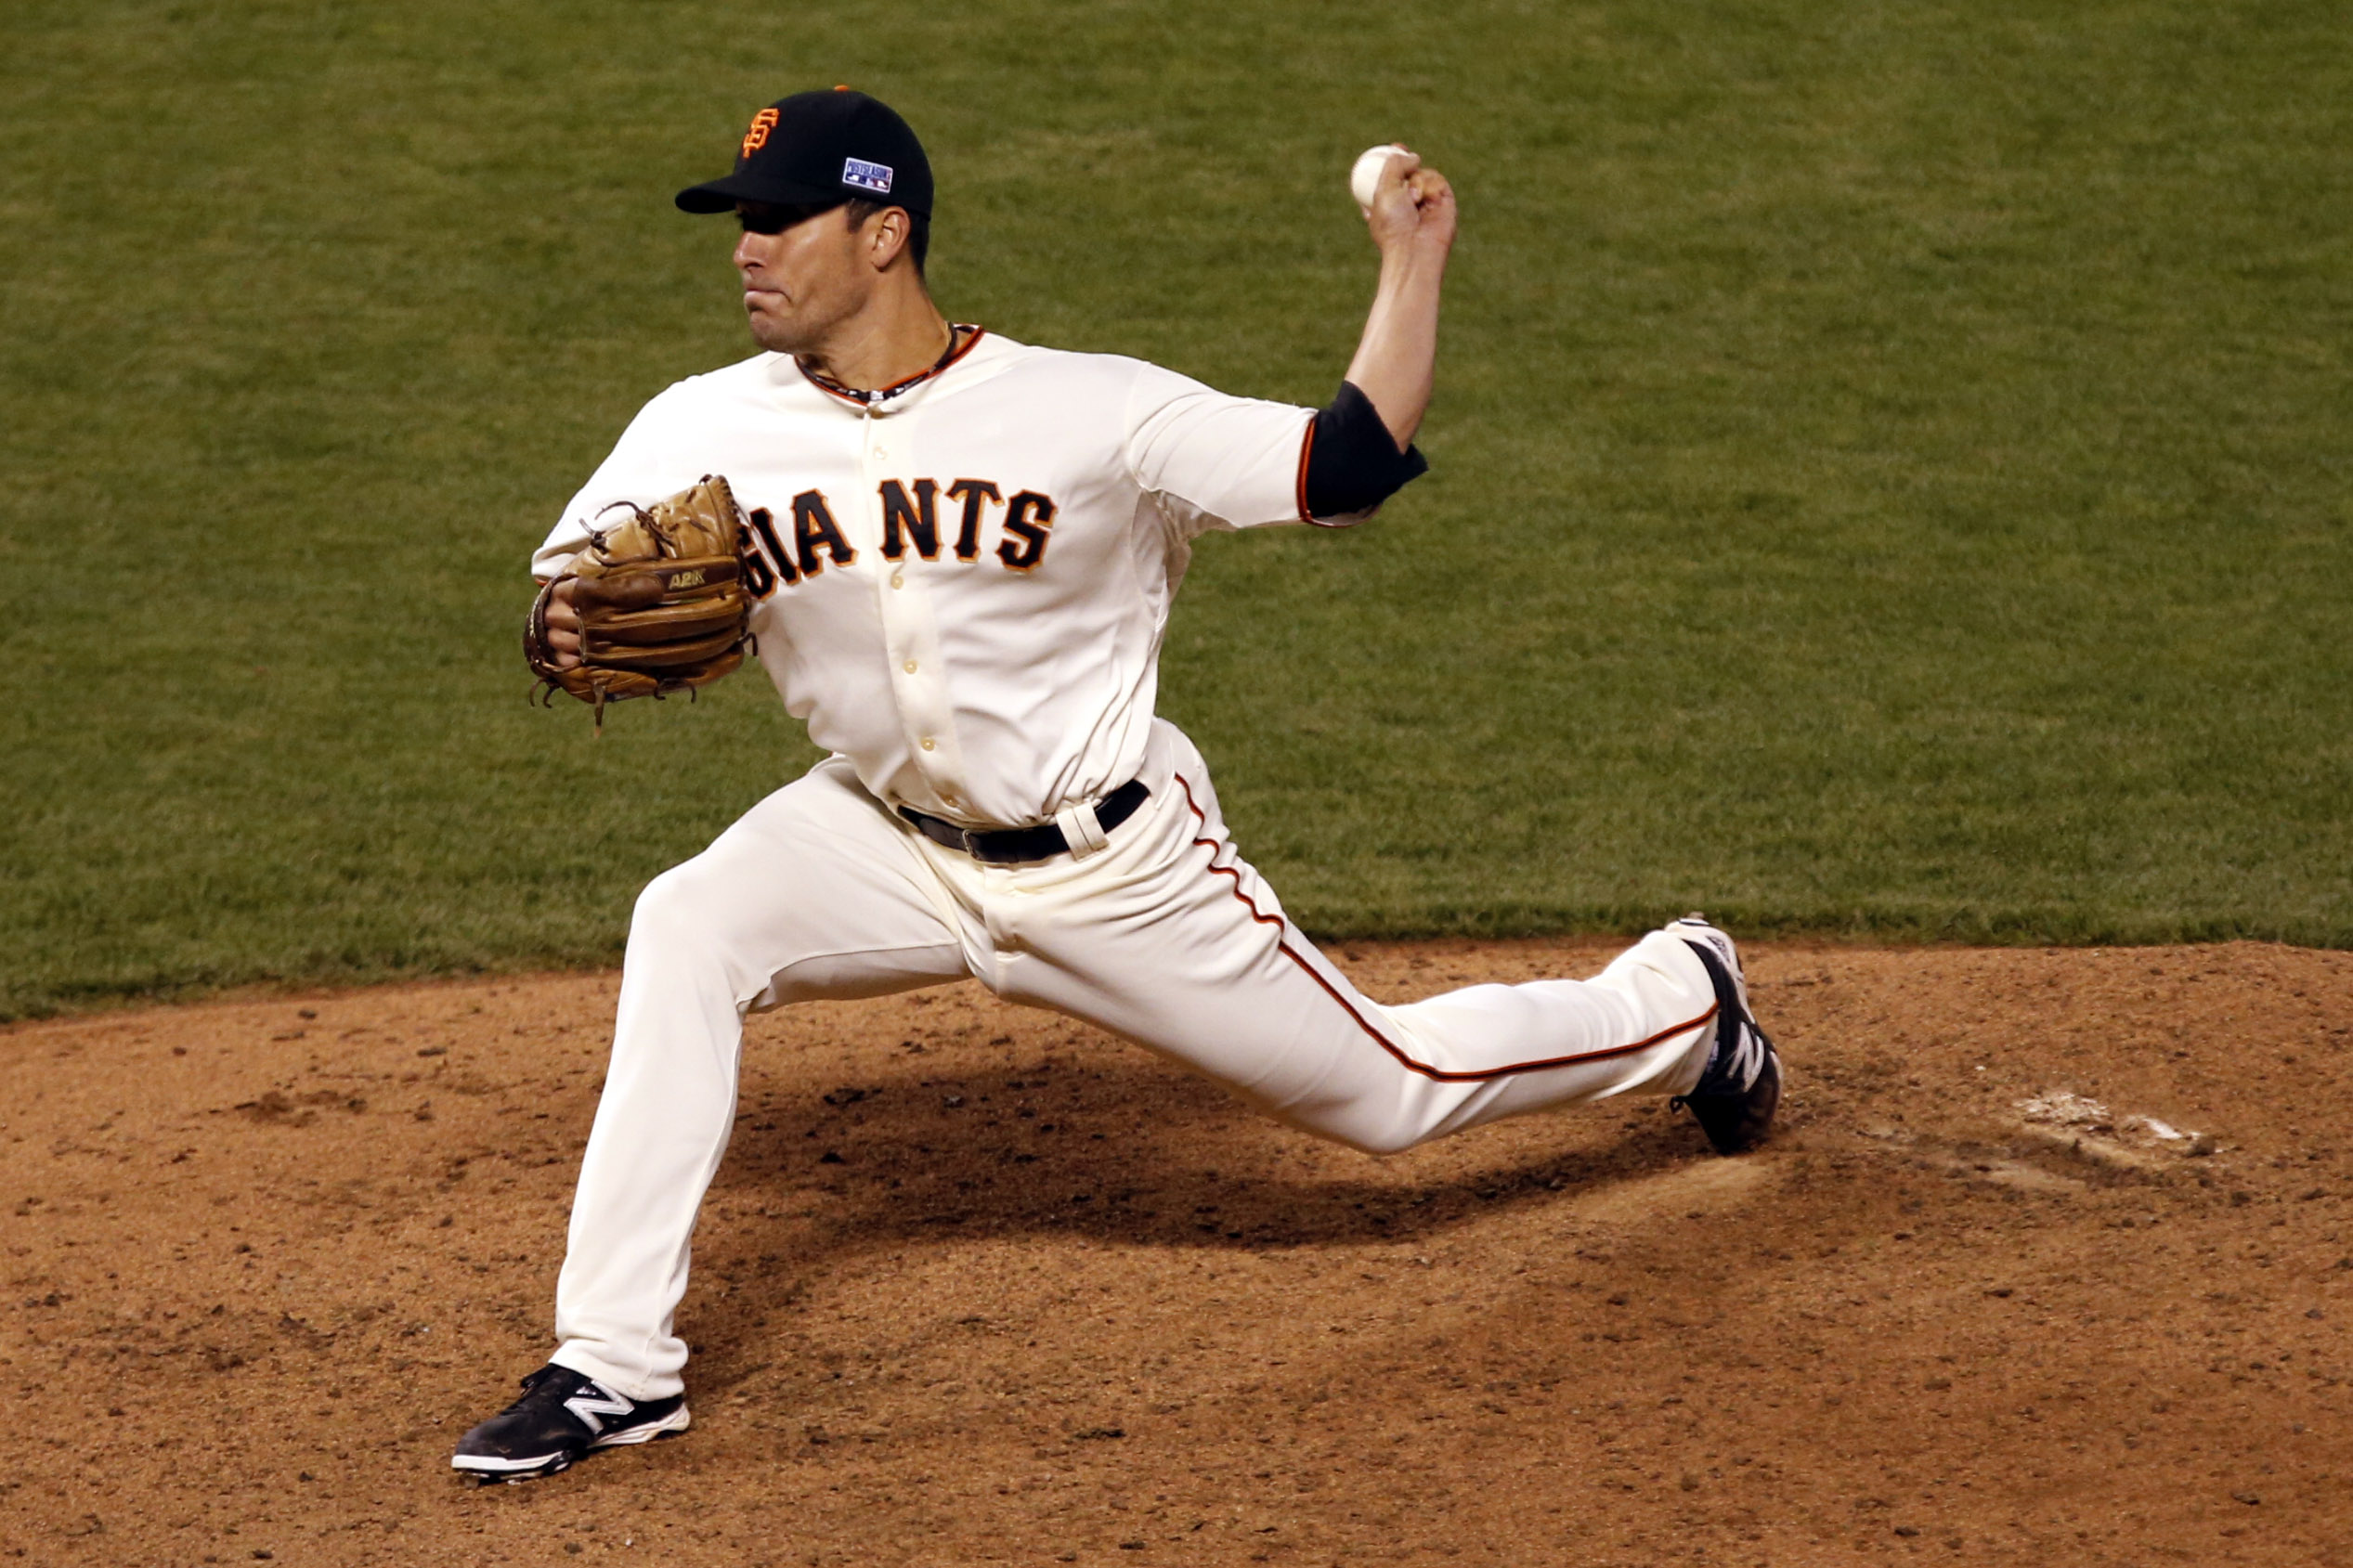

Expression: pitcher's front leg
xmin=549 ymin=763 xmax=969 ymax=1402
xmin=548 ymin=859 xmax=759 ymax=1403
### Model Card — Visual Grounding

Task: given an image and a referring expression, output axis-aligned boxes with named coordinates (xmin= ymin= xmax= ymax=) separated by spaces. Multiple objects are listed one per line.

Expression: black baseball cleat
xmin=450 ymin=1364 xmax=690 ymax=1484
xmin=1668 ymin=914 xmax=1782 ymax=1155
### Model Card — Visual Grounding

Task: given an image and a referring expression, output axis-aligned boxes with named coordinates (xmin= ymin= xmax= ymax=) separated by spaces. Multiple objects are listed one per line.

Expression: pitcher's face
xmin=733 ymin=202 xmax=877 ymax=356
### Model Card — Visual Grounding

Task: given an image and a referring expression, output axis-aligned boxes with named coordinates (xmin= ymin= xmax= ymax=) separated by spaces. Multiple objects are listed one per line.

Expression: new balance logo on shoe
xmin=563 ymin=1381 xmax=635 ymax=1436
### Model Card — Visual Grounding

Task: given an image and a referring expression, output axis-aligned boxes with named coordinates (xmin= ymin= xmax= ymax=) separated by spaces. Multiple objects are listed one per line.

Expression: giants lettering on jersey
xmin=739 ymin=480 xmax=1057 ymax=596
xmin=535 ymin=330 xmax=1322 ymax=825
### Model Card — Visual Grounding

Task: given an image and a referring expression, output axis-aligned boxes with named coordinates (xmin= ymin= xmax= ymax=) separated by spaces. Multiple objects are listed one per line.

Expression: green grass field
xmin=3 ymin=0 xmax=2346 ymax=1017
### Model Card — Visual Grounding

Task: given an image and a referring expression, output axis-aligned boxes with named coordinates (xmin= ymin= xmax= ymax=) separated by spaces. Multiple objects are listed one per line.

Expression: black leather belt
xmin=897 ymin=779 xmax=1150 ymax=864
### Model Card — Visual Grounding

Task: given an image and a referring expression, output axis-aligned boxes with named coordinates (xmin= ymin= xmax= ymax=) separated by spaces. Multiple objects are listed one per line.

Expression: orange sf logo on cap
xmin=741 ymin=108 xmax=779 ymax=157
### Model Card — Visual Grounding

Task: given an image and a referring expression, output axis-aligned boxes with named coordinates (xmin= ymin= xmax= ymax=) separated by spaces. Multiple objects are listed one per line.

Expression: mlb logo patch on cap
xmin=842 ymin=157 xmax=894 ymax=195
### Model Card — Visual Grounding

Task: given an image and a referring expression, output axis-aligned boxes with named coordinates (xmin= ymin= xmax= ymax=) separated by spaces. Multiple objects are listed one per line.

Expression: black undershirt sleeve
xmin=1303 ymin=380 xmax=1429 ymax=520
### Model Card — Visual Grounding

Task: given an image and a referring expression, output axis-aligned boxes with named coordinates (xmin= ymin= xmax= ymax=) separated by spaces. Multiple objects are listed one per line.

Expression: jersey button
xmin=890 ymin=571 xmax=905 ymax=589
xmin=919 ymin=737 xmax=937 ymax=751
xmin=903 ymin=659 xmax=918 ymax=674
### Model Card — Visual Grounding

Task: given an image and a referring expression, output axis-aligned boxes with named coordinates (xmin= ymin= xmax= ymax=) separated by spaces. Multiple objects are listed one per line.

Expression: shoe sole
xmin=1689 ymin=1047 xmax=1781 ymax=1156
xmin=451 ymin=1405 xmax=692 ymax=1484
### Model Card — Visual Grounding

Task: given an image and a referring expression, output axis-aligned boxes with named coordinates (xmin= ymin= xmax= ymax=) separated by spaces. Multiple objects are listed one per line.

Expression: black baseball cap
xmin=675 ymin=88 xmax=933 ymax=218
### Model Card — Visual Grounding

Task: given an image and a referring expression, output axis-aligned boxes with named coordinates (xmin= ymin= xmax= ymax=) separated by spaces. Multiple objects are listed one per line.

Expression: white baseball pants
xmin=551 ymin=720 xmax=1722 ymax=1400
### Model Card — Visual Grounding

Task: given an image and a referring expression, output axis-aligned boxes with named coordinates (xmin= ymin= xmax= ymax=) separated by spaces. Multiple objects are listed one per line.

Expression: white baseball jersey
xmin=537 ymin=329 xmax=1358 ymax=829
xmin=527 ymin=327 xmax=1740 ymax=1410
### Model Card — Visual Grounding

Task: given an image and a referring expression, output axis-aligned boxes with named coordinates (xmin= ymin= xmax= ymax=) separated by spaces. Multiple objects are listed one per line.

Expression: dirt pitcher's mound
xmin=5 ymin=940 xmax=2350 ymax=1566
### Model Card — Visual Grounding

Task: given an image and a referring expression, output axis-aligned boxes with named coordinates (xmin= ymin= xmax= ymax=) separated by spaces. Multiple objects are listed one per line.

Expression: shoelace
xmin=496 ymin=1368 xmax=578 ymax=1417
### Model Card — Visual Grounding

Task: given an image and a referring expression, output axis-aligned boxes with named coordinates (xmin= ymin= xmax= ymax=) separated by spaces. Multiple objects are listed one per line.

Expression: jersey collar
xmin=795 ymin=324 xmax=986 ymax=408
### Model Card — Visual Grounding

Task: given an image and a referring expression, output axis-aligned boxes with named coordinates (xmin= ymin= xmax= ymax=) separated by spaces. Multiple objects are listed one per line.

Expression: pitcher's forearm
xmin=1345 ymin=249 xmax=1447 ymax=451
xmin=1343 ymin=152 xmax=1456 ymax=451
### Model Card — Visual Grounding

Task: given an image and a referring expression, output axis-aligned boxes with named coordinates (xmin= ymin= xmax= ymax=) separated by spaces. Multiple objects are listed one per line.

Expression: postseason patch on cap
xmin=842 ymin=157 xmax=894 ymax=195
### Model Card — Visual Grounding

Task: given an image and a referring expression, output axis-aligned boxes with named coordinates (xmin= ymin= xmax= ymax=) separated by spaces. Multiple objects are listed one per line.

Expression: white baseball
xmin=1350 ymin=143 xmax=1410 ymax=213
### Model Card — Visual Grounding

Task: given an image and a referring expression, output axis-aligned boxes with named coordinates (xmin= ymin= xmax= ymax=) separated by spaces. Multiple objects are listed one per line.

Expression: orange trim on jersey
xmin=1173 ymin=773 xmax=1715 ymax=1082
xmin=1294 ymin=415 xmax=1318 ymax=524
xmin=797 ymin=324 xmax=989 ymax=407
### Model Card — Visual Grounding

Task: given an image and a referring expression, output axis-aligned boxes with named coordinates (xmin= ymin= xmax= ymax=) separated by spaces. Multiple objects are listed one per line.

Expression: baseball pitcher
xmin=456 ymin=88 xmax=1780 ymax=1483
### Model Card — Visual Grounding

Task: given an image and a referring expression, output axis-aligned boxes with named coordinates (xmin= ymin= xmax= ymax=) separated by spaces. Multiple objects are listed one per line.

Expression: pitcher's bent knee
xmin=1276 ymin=1102 xmax=1434 ymax=1159
xmin=621 ymin=861 xmax=774 ymax=1005
xmin=1335 ymin=1129 xmax=1424 ymax=1158
xmin=628 ymin=862 xmax=729 ymax=953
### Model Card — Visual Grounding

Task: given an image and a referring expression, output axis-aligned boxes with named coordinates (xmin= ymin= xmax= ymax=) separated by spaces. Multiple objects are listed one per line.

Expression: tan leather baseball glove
xmin=525 ymin=475 xmax=753 ymax=730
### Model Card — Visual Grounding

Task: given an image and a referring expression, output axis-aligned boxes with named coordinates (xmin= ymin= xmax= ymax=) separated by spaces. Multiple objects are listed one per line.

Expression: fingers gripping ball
xmin=1350 ymin=143 xmax=1410 ymax=213
xmin=525 ymin=474 xmax=753 ymax=730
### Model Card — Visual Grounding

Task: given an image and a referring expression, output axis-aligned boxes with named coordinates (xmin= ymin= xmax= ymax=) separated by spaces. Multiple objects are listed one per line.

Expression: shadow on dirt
xmin=697 ymin=1045 xmax=1724 ymax=1271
